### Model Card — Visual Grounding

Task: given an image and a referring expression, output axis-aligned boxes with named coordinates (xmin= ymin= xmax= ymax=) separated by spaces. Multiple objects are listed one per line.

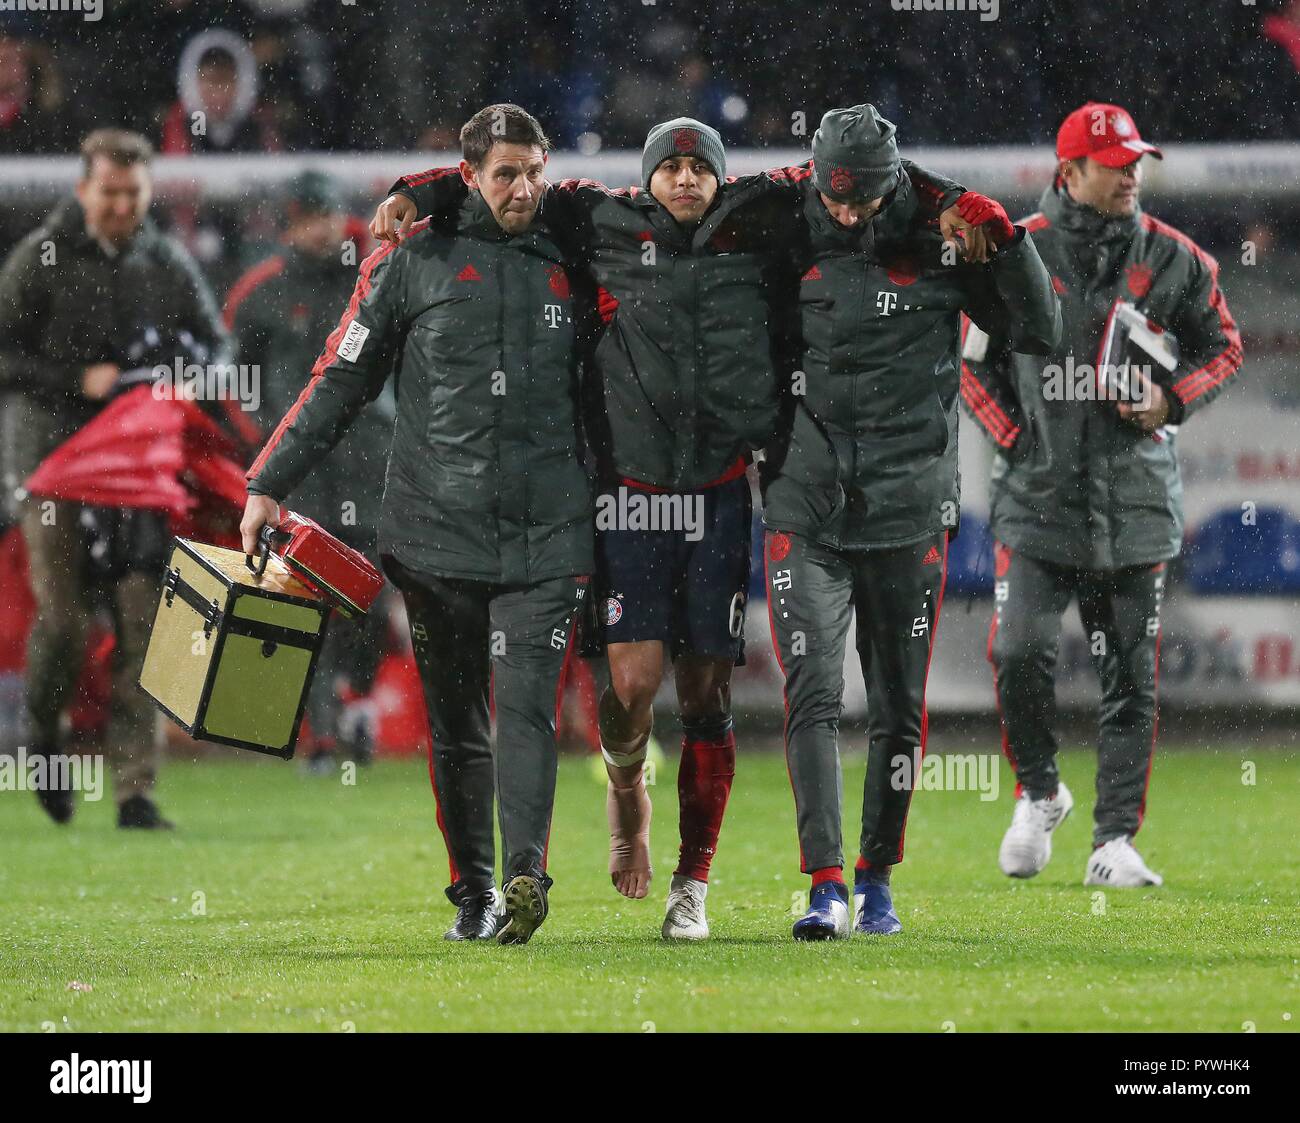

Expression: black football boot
xmin=444 ymin=883 xmax=503 ymax=941
xmin=117 ymin=795 xmax=175 ymax=830
xmin=29 ymin=744 xmax=75 ymax=825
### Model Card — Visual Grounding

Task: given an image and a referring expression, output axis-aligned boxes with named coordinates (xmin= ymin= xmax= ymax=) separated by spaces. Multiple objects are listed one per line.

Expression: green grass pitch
xmin=1 ymin=744 xmax=1296 ymax=1032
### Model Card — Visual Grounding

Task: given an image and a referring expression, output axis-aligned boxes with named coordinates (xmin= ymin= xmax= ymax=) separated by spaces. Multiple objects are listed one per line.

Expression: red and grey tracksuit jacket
xmin=961 ymin=183 xmax=1243 ymax=569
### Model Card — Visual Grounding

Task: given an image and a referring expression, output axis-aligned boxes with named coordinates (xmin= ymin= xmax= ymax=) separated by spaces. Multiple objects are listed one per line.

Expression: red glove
xmin=955 ymin=191 xmax=1015 ymax=246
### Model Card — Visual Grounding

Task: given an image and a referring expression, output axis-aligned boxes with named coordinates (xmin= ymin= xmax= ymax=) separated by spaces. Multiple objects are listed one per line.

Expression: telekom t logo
xmin=876 ymin=291 xmax=898 ymax=316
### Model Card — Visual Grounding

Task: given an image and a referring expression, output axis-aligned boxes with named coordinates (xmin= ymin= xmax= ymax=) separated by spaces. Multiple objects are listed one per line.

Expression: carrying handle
xmin=162 ymin=565 xmax=224 ymax=637
xmin=245 ymin=522 xmax=289 ymax=577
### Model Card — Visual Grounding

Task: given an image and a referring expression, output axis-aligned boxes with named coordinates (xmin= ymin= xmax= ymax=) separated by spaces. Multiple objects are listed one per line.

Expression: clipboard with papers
xmin=1096 ymin=298 xmax=1180 ymax=442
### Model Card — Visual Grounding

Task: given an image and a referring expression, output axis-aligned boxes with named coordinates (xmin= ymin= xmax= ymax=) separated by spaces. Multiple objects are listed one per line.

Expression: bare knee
xmin=606 ymin=644 xmax=664 ymax=724
xmin=675 ymin=659 xmax=732 ymax=721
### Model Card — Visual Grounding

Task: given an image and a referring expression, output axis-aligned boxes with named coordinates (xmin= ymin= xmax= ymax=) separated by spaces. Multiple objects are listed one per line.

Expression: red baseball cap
xmin=1056 ymin=102 xmax=1163 ymax=167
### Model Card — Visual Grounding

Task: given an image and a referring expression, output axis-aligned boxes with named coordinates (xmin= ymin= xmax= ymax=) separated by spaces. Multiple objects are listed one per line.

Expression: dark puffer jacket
xmin=0 ymin=198 xmax=232 ymax=519
xmin=395 ymin=160 xmax=964 ymax=492
xmin=961 ymin=185 xmax=1243 ymax=568
xmin=247 ymin=192 xmax=592 ymax=585
xmin=762 ymin=171 xmax=1061 ymax=550
xmin=396 ymin=168 xmax=799 ymax=489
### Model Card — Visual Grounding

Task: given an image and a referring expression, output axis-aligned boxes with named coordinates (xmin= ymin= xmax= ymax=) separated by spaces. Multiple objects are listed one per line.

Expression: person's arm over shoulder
xmin=901 ymin=158 xmax=965 ymax=218
xmin=0 ymin=231 xmax=79 ymax=402
xmin=539 ymin=178 xmax=620 ymax=261
xmin=1163 ymin=246 xmax=1243 ymax=424
xmin=750 ymin=158 xmax=963 ymax=214
xmin=964 ymin=227 xmax=1062 ymax=356
xmin=245 ymin=237 xmax=409 ymax=501
xmin=390 ymin=167 xmax=598 ymax=258
xmin=754 ymin=159 xmax=815 ymax=195
xmin=390 ymin=166 xmax=467 ymax=221
xmin=392 ymin=166 xmax=612 ymax=219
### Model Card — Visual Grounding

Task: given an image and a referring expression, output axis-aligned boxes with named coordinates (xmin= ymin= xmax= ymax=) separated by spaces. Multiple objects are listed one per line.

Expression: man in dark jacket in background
xmin=242 ymin=105 xmax=592 ymax=945
xmin=762 ymin=106 xmax=1061 ymax=939
xmin=0 ymin=128 xmax=232 ymax=830
xmin=962 ymin=103 xmax=1243 ymax=888
xmin=224 ymin=171 xmax=394 ymax=769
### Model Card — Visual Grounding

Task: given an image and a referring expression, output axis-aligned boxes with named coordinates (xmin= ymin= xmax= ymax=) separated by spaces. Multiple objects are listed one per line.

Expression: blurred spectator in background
xmin=223 ymin=170 xmax=393 ymax=769
xmin=678 ymin=54 xmax=738 ymax=134
xmin=0 ymin=129 xmax=232 ymax=830
xmin=84 ymin=0 xmax=253 ymax=138
xmin=161 ymin=31 xmax=281 ymax=154
xmin=349 ymin=0 xmax=497 ymax=151
xmin=155 ymin=31 xmax=281 ymax=275
xmin=501 ymin=36 xmax=584 ymax=146
xmin=604 ymin=21 xmax=702 ymax=144
xmin=242 ymin=0 xmax=338 ymax=149
xmin=1 ymin=0 xmax=1293 ymax=153
xmin=413 ymin=120 xmax=460 ymax=152
xmin=0 ymin=33 xmax=74 ymax=153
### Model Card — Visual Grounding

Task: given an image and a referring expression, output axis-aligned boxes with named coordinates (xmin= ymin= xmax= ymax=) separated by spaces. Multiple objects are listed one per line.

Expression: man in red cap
xmin=962 ymin=103 xmax=1243 ymax=888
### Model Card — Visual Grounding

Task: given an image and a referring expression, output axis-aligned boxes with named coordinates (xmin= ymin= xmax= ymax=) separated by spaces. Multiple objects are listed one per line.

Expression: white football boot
xmin=661 ymin=874 xmax=709 ymax=941
xmin=998 ymin=781 xmax=1074 ymax=878
xmin=1084 ymin=837 xmax=1163 ymax=887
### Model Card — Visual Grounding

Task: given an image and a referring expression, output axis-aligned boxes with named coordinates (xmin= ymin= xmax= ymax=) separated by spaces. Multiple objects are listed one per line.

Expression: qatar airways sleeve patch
xmin=337 ymin=320 xmax=371 ymax=363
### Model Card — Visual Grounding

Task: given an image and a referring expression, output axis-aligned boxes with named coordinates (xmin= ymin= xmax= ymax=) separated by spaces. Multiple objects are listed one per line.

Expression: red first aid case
xmin=247 ymin=510 xmax=383 ymax=618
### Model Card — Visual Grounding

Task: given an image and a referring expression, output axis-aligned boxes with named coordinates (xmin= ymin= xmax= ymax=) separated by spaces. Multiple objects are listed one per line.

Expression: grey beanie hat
xmin=811 ymin=104 xmax=901 ymax=202
xmin=641 ymin=117 xmax=726 ymax=187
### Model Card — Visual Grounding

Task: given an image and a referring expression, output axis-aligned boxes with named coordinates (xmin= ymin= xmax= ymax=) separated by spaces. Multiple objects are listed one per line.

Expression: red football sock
xmin=674 ymin=728 xmax=736 ymax=882
xmin=855 ymin=856 xmax=891 ymax=885
xmin=811 ymin=866 xmax=845 ymax=887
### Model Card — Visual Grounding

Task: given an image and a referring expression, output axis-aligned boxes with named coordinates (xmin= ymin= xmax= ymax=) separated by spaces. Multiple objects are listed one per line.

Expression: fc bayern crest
xmin=885 ymin=256 xmax=918 ymax=286
xmin=769 ymin=531 xmax=792 ymax=562
xmin=604 ymin=597 xmax=623 ymax=626
xmin=672 ymin=128 xmax=698 ymax=153
xmin=829 ymin=165 xmax=854 ymax=194
xmin=1126 ymin=263 xmax=1154 ymax=298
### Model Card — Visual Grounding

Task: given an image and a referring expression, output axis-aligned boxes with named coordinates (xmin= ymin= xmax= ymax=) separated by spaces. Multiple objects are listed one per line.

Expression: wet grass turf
xmin=1 ymin=745 xmax=1297 ymax=1032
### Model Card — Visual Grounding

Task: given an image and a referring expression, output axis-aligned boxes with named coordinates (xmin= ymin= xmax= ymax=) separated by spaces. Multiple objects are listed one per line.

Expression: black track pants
xmin=988 ymin=543 xmax=1165 ymax=845
xmin=765 ymin=529 xmax=947 ymax=873
xmin=387 ymin=559 xmax=584 ymax=897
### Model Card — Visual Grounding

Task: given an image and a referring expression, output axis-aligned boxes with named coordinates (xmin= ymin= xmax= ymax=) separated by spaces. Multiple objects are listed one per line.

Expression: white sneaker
xmin=1084 ymin=837 xmax=1163 ymax=887
xmin=661 ymin=874 xmax=709 ymax=941
xmin=998 ymin=781 xmax=1074 ymax=878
